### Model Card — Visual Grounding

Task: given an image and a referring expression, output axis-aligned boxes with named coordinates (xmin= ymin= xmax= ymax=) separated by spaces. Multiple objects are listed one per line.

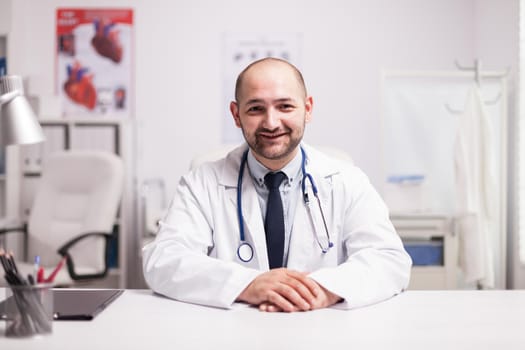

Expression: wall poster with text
xmin=56 ymin=8 xmax=133 ymax=118
xmin=222 ymin=33 xmax=301 ymax=143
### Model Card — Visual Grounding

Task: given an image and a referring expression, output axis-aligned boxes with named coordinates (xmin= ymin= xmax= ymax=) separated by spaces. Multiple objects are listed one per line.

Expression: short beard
xmin=242 ymin=125 xmax=303 ymax=161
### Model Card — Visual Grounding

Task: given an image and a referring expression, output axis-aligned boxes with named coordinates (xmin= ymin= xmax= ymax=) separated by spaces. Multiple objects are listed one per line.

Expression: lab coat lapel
xmin=224 ymin=162 xmax=268 ymax=270
xmin=288 ymin=150 xmax=338 ymax=271
xmin=240 ymin=179 xmax=268 ymax=269
xmin=287 ymin=193 xmax=315 ymax=271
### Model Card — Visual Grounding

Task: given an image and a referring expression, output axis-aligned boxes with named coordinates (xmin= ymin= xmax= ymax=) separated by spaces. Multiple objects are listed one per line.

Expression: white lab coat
xmin=455 ymin=86 xmax=497 ymax=288
xmin=142 ymin=144 xmax=412 ymax=309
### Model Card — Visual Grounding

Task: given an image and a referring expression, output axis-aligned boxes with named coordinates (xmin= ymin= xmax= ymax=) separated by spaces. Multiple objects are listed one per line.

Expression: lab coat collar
xmin=218 ymin=142 xmax=342 ymax=270
xmin=219 ymin=144 xmax=249 ymax=188
xmin=218 ymin=143 xmax=341 ymax=187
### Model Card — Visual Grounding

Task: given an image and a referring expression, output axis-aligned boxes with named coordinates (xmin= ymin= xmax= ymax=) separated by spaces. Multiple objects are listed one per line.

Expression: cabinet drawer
xmin=391 ymin=215 xmax=452 ymax=239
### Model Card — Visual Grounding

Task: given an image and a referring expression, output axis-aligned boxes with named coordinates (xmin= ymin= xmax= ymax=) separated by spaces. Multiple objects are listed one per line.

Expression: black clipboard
xmin=0 ymin=289 xmax=123 ymax=321
xmin=52 ymin=289 xmax=123 ymax=320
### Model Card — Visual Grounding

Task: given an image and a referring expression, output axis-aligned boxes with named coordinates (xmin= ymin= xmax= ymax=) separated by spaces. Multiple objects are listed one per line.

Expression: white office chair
xmin=0 ymin=150 xmax=124 ymax=287
xmin=316 ymin=145 xmax=353 ymax=164
xmin=189 ymin=144 xmax=243 ymax=171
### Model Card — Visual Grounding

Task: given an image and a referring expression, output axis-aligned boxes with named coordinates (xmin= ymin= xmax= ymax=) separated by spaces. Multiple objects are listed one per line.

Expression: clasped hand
xmin=237 ymin=268 xmax=341 ymax=312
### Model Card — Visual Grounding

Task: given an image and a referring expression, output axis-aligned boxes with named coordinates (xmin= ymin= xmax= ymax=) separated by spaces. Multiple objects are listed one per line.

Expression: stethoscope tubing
xmin=236 ymin=146 xmax=333 ymax=263
xmin=237 ymin=150 xmax=248 ymax=243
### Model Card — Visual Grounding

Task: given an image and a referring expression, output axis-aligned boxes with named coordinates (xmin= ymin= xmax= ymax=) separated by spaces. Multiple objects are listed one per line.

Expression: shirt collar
xmin=247 ymin=148 xmax=303 ymax=188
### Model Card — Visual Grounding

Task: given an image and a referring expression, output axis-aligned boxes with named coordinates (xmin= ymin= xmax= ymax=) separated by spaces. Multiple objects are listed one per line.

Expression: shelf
xmin=23 ymin=172 xmax=42 ymax=177
xmin=38 ymin=117 xmax=127 ymax=126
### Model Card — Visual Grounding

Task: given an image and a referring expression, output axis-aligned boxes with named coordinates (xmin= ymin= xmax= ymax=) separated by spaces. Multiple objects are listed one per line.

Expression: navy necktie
xmin=264 ymin=171 xmax=287 ymax=269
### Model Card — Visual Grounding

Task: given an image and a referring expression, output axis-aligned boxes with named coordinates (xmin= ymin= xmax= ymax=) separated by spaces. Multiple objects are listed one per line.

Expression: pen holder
xmin=3 ymin=284 xmax=53 ymax=338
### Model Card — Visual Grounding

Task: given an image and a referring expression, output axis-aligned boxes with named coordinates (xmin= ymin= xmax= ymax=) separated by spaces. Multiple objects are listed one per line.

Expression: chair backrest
xmin=189 ymin=144 xmax=241 ymax=171
xmin=316 ymin=146 xmax=353 ymax=164
xmin=189 ymin=144 xmax=353 ymax=170
xmin=27 ymin=150 xmax=124 ymax=271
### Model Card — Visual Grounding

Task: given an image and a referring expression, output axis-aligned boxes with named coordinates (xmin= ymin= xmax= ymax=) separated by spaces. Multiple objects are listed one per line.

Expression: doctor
xmin=142 ymin=58 xmax=411 ymax=312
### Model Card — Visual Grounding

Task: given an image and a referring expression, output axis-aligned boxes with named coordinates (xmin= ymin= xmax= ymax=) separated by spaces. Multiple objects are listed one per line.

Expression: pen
xmin=44 ymin=256 xmax=67 ymax=283
xmin=37 ymin=267 xmax=44 ymax=284
xmin=33 ymin=255 xmax=40 ymax=281
xmin=6 ymin=251 xmax=18 ymax=274
xmin=0 ymin=248 xmax=9 ymax=272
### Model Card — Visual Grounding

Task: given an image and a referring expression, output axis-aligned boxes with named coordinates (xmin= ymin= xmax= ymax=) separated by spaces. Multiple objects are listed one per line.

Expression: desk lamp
xmin=0 ymin=75 xmax=45 ymax=146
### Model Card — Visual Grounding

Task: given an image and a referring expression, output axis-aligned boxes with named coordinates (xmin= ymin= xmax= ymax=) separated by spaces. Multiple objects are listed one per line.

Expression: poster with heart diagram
xmin=56 ymin=8 xmax=133 ymax=118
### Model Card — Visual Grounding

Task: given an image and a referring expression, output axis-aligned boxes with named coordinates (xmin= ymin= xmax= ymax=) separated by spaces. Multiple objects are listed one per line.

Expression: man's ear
xmin=230 ymin=101 xmax=242 ymax=128
xmin=305 ymin=96 xmax=313 ymax=123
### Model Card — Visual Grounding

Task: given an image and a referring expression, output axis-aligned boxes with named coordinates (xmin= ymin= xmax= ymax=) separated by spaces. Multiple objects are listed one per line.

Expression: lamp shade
xmin=0 ymin=75 xmax=45 ymax=146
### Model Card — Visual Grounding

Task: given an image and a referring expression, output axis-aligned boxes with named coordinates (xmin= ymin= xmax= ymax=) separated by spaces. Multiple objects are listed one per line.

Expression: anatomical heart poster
xmin=56 ymin=8 xmax=133 ymax=118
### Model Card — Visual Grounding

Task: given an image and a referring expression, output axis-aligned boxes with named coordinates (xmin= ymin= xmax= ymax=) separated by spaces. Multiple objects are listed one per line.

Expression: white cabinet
xmin=17 ymin=118 xmax=133 ymax=288
xmin=391 ymin=214 xmax=458 ymax=290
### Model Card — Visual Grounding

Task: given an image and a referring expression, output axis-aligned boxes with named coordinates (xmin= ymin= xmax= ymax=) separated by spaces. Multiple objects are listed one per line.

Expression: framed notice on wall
xmin=56 ymin=8 xmax=133 ymax=118
xmin=222 ymin=33 xmax=301 ymax=143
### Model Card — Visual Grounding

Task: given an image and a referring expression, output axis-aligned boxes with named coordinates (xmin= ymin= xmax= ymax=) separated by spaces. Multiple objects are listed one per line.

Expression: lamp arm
xmin=0 ymin=90 xmax=21 ymax=105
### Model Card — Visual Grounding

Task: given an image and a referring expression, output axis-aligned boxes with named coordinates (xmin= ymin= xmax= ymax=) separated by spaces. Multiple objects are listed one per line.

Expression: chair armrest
xmin=0 ymin=224 xmax=28 ymax=260
xmin=0 ymin=225 xmax=26 ymax=236
xmin=57 ymin=231 xmax=114 ymax=281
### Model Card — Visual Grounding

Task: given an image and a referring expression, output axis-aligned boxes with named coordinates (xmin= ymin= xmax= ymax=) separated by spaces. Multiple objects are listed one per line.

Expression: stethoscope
xmin=236 ymin=147 xmax=334 ymax=263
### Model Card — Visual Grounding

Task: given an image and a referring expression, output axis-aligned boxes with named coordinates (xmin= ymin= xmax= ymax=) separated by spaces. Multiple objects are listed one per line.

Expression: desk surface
xmin=1 ymin=289 xmax=524 ymax=349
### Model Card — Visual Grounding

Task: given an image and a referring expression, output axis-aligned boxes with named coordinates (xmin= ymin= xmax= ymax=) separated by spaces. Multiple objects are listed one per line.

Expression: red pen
xmin=37 ymin=267 xmax=44 ymax=284
xmin=44 ymin=256 xmax=67 ymax=283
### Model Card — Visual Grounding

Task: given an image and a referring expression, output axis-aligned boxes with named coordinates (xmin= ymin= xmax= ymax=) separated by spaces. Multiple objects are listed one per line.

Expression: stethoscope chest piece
xmin=237 ymin=242 xmax=254 ymax=262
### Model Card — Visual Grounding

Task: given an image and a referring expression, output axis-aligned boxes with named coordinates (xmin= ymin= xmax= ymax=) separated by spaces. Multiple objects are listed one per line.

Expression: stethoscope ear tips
xmin=328 ymin=242 xmax=334 ymax=248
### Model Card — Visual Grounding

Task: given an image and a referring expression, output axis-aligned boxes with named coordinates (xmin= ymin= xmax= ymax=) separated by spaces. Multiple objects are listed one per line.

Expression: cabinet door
xmin=392 ymin=215 xmax=457 ymax=290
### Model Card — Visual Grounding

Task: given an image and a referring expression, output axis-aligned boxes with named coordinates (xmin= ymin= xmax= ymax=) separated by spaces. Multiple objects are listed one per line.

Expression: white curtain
xmin=455 ymin=86 xmax=497 ymax=288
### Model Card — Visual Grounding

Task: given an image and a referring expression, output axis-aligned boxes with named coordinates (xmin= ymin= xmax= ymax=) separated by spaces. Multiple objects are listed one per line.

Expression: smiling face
xmin=230 ymin=59 xmax=313 ymax=171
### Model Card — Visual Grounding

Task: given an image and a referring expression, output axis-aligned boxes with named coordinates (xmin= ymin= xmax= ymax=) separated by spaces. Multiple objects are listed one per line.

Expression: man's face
xmin=230 ymin=62 xmax=312 ymax=170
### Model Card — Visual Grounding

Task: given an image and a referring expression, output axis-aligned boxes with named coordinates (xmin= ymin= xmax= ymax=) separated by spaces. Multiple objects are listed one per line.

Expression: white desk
xmin=1 ymin=289 xmax=524 ymax=349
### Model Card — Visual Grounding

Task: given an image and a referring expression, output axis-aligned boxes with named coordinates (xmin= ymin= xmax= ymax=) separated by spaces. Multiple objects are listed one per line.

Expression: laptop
xmin=0 ymin=289 xmax=123 ymax=321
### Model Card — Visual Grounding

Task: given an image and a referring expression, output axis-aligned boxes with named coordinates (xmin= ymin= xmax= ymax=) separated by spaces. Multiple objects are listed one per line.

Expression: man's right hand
xmin=237 ymin=268 xmax=320 ymax=312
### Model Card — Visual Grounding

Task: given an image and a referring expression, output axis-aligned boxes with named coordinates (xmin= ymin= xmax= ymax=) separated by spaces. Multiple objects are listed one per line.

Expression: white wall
xmin=0 ymin=0 xmax=10 ymax=34
xmin=136 ymin=0 xmax=480 ymax=196
xmin=5 ymin=0 xmax=480 ymax=194
xmin=3 ymin=0 xmax=520 ymax=286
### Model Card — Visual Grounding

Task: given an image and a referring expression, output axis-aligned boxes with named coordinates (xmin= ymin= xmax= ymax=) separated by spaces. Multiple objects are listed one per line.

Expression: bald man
xmin=143 ymin=58 xmax=411 ymax=312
